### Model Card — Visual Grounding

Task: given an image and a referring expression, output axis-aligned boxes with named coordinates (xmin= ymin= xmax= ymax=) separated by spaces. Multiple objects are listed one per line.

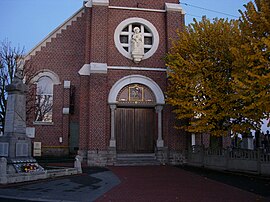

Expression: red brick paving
xmin=96 ymin=166 xmax=268 ymax=202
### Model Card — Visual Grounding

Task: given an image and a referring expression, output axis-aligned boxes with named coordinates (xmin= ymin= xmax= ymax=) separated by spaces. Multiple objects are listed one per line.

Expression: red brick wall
xmin=26 ymin=1 xmax=186 ymax=156
xmin=26 ymin=11 xmax=86 ymax=153
xmin=84 ymin=8 xmax=92 ymax=64
xmin=165 ymin=105 xmax=188 ymax=150
xmin=88 ymin=74 xmax=108 ymax=150
xmin=90 ymin=6 xmax=108 ymax=63
xmin=166 ymin=11 xmax=185 ymax=50
xmin=79 ymin=76 xmax=89 ymax=150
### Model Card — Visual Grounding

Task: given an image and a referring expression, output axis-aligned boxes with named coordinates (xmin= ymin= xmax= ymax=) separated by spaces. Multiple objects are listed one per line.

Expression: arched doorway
xmin=108 ymin=75 xmax=165 ymax=154
xmin=115 ymin=84 xmax=156 ymax=153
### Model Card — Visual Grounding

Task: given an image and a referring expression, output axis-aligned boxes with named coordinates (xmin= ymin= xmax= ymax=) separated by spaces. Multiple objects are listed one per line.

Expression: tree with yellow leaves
xmin=166 ymin=0 xmax=270 ymax=137
xmin=231 ymin=0 xmax=270 ymax=134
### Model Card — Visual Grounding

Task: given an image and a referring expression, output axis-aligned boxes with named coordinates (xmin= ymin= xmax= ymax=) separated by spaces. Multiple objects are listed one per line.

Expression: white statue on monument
xmin=131 ymin=27 xmax=144 ymax=63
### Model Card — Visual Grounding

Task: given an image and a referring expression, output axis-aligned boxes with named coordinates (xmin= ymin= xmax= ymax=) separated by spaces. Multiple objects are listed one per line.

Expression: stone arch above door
xmin=108 ymin=75 xmax=165 ymax=105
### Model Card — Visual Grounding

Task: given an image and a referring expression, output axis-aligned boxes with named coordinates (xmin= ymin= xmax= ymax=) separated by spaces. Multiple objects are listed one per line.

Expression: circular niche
xmin=114 ymin=17 xmax=160 ymax=61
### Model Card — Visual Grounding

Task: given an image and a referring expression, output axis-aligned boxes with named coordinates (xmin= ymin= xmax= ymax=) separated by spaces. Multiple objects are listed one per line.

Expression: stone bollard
xmin=74 ymin=155 xmax=82 ymax=174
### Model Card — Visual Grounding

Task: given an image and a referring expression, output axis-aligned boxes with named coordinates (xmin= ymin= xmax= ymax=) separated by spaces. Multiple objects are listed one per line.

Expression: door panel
xmin=69 ymin=122 xmax=79 ymax=155
xmin=134 ymin=108 xmax=154 ymax=153
xmin=116 ymin=108 xmax=134 ymax=153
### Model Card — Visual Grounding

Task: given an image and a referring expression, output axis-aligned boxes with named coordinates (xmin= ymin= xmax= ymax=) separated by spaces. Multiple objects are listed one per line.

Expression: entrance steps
xmin=115 ymin=153 xmax=160 ymax=166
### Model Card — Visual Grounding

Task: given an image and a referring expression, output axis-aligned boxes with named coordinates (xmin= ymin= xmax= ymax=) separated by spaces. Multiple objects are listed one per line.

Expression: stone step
xmin=114 ymin=162 xmax=160 ymax=166
xmin=115 ymin=153 xmax=160 ymax=166
xmin=117 ymin=153 xmax=156 ymax=159
xmin=117 ymin=153 xmax=156 ymax=157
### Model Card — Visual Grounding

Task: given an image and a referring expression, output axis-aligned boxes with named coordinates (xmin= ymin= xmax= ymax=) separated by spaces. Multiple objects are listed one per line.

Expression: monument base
xmin=0 ymin=134 xmax=43 ymax=174
xmin=0 ymin=134 xmax=32 ymax=158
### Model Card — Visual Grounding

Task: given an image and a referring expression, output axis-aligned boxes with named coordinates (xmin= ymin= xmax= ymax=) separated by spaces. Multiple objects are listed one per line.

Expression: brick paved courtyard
xmin=97 ymin=166 xmax=269 ymax=202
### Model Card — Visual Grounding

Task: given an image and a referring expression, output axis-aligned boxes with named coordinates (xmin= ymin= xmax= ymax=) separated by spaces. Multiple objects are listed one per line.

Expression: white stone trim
xmin=31 ymin=69 xmax=61 ymax=85
xmin=25 ymin=8 xmax=84 ymax=59
xmin=90 ymin=63 xmax=108 ymax=74
xmin=64 ymin=81 xmax=71 ymax=89
xmin=108 ymin=66 xmax=167 ymax=72
xmin=78 ymin=64 xmax=91 ymax=76
xmin=109 ymin=6 xmax=166 ymax=13
xmin=114 ymin=18 xmax=159 ymax=61
xmin=63 ymin=108 xmax=70 ymax=115
xmin=26 ymin=127 xmax=35 ymax=138
xmin=78 ymin=63 xmax=108 ymax=75
xmin=85 ymin=0 xmax=109 ymax=7
xmin=85 ymin=1 xmax=92 ymax=7
xmin=165 ymin=3 xmax=185 ymax=14
xmin=157 ymin=139 xmax=164 ymax=147
xmin=33 ymin=121 xmax=54 ymax=126
xmin=108 ymin=74 xmax=165 ymax=105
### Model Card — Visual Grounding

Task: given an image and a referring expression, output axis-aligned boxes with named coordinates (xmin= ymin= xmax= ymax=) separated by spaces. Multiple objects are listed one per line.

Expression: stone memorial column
xmin=0 ymin=70 xmax=31 ymax=159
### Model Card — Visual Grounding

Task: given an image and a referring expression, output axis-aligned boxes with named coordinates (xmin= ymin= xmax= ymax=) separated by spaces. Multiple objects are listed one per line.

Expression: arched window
xmin=35 ymin=76 xmax=54 ymax=122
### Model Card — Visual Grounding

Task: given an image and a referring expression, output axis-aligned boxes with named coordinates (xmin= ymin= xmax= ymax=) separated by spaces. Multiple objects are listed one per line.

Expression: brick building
xmin=25 ymin=0 xmax=188 ymax=166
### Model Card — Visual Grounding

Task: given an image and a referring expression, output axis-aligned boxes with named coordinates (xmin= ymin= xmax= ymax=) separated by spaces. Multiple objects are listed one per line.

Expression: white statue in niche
xmin=131 ymin=27 xmax=144 ymax=63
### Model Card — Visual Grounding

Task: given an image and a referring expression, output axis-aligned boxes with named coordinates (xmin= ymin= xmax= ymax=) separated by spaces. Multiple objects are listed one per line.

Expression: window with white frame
xmin=35 ymin=76 xmax=53 ymax=122
xmin=114 ymin=18 xmax=159 ymax=61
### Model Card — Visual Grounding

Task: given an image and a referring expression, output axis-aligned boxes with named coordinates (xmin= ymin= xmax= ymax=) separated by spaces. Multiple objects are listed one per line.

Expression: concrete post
xmin=74 ymin=155 xmax=82 ymax=174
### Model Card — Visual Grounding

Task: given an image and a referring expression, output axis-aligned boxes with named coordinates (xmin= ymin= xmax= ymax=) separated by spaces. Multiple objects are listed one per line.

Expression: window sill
xmin=33 ymin=121 xmax=54 ymax=126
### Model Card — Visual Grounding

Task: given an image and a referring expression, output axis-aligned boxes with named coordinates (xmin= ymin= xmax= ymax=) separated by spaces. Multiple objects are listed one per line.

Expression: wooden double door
xmin=116 ymin=108 xmax=155 ymax=153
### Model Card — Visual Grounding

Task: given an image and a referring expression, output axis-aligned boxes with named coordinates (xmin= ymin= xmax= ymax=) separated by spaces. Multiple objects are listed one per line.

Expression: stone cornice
xmin=109 ymin=6 xmax=165 ymax=13
xmin=165 ymin=3 xmax=185 ymax=14
xmin=78 ymin=63 xmax=108 ymax=75
xmin=108 ymin=66 xmax=167 ymax=72
xmin=85 ymin=0 xmax=109 ymax=7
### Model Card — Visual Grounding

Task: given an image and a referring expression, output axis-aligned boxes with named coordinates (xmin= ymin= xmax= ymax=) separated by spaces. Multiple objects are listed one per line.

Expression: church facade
xmin=25 ymin=0 xmax=188 ymax=166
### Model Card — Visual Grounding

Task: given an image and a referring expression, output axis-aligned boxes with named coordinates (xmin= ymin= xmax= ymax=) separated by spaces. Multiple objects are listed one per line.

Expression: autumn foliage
xmin=166 ymin=0 xmax=270 ymax=136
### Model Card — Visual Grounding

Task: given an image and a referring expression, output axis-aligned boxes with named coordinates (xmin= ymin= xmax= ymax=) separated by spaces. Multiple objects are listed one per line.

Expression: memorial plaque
xmin=33 ymin=142 xmax=41 ymax=149
xmin=33 ymin=150 xmax=41 ymax=157
xmin=0 ymin=143 xmax=8 ymax=157
xmin=26 ymin=127 xmax=35 ymax=138
xmin=33 ymin=142 xmax=41 ymax=157
xmin=16 ymin=143 xmax=28 ymax=157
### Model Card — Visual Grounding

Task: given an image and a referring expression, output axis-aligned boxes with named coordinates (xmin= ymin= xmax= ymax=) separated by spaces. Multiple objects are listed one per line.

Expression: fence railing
xmin=187 ymin=146 xmax=270 ymax=176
